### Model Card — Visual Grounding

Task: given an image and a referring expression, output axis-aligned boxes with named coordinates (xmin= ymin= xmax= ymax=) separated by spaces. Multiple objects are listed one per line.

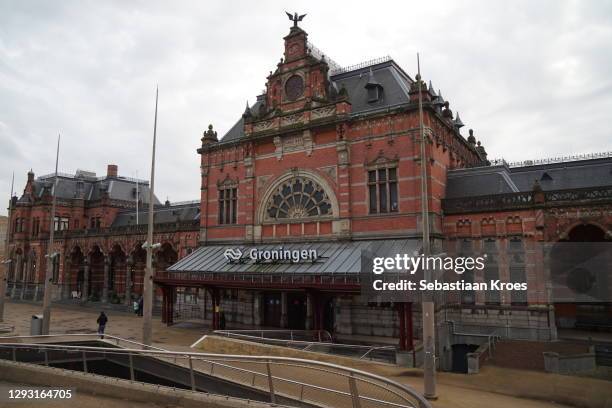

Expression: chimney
xmin=107 ymin=164 xmax=118 ymax=178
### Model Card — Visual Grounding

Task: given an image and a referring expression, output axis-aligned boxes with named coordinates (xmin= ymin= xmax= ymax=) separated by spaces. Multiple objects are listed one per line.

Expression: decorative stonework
xmin=273 ymin=130 xmax=314 ymax=160
xmin=311 ymin=105 xmax=335 ymax=120
xmin=280 ymin=112 xmax=304 ymax=127
xmin=244 ymin=157 xmax=254 ymax=178
xmin=257 ymin=175 xmax=272 ymax=195
xmin=217 ymin=174 xmax=238 ymax=188
xmin=319 ymin=165 xmax=337 ymax=183
xmin=365 ymin=150 xmax=399 ymax=169
xmin=253 ymin=120 xmax=274 ymax=133
xmin=337 ymin=141 xmax=349 ymax=166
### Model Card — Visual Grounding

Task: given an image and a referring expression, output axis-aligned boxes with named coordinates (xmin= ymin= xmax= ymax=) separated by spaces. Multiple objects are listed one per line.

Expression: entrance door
xmin=263 ymin=293 xmax=281 ymax=327
xmin=287 ymin=293 xmax=306 ymax=330
xmin=451 ymin=344 xmax=479 ymax=373
xmin=76 ymin=268 xmax=84 ymax=294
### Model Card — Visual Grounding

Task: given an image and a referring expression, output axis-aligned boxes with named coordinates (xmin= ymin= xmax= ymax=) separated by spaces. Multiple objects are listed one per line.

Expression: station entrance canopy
xmin=156 ymin=239 xmax=421 ymax=291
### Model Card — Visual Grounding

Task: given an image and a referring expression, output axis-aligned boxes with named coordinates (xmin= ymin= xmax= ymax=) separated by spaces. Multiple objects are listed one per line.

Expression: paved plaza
xmin=2 ymin=301 xmax=610 ymax=407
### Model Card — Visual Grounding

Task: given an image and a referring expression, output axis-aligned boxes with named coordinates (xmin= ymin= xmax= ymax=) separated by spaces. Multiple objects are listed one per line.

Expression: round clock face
xmin=288 ymin=43 xmax=300 ymax=56
xmin=285 ymin=75 xmax=304 ymax=100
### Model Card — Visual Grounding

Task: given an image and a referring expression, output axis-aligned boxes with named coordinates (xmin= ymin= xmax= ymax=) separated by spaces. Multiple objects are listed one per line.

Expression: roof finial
xmin=286 ymin=11 xmax=306 ymax=28
xmin=243 ymin=100 xmax=252 ymax=119
xmin=454 ymin=112 xmax=464 ymax=129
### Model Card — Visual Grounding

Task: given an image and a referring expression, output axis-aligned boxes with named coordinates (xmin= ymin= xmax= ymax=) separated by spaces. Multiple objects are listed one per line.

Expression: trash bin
xmin=30 ymin=314 xmax=43 ymax=336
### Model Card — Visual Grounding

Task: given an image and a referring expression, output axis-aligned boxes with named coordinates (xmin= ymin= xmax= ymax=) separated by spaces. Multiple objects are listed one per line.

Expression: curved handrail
xmin=214 ymin=329 xmax=333 ymax=342
xmin=212 ymin=331 xmax=396 ymax=361
xmin=0 ymin=333 xmax=166 ymax=351
xmin=0 ymin=339 xmax=431 ymax=408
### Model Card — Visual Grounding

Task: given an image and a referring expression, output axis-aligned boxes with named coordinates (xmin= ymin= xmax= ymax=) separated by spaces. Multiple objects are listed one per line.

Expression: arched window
xmin=266 ymin=177 xmax=332 ymax=220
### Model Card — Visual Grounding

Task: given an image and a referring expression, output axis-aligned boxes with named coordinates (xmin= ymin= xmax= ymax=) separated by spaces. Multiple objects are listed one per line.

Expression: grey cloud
xmin=0 ymin=0 xmax=610 ymax=215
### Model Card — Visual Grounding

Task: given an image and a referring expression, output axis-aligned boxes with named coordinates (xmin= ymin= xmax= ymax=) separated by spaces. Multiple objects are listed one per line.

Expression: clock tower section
xmin=265 ymin=23 xmax=332 ymax=113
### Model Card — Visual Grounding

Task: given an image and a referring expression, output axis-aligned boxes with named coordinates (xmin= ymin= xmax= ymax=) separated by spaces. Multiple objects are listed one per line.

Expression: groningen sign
xmin=223 ymin=246 xmax=319 ymax=264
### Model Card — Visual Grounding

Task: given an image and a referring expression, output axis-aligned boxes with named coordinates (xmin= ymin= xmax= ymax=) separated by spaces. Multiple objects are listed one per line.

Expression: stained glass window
xmin=266 ymin=177 xmax=332 ymax=220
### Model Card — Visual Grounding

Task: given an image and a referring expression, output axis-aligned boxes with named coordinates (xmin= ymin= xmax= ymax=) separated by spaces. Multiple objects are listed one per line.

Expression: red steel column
xmin=168 ymin=287 xmax=175 ymax=325
xmin=161 ymin=287 xmax=167 ymax=324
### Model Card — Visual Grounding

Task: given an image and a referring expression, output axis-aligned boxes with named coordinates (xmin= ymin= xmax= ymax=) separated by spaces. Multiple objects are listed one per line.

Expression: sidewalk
xmin=1 ymin=301 xmax=609 ymax=408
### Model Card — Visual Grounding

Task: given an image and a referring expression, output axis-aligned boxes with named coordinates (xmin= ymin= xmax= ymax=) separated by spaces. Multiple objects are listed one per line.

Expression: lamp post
xmin=417 ymin=54 xmax=437 ymax=400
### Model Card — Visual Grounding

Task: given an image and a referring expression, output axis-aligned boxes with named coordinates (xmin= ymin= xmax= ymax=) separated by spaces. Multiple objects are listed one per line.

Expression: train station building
xmin=6 ymin=18 xmax=612 ymax=370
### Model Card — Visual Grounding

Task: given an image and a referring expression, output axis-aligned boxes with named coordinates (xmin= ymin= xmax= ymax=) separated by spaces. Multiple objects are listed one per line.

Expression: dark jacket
xmin=97 ymin=313 xmax=108 ymax=326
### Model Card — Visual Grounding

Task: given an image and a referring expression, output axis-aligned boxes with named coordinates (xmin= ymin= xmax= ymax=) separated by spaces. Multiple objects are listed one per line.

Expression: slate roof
xmin=111 ymin=201 xmax=200 ymax=227
xmin=22 ymin=173 xmax=160 ymax=205
xmin=445 ymin=157 xmax=612 ymax=199
xmin=332 ymin=59 xmax=413 ymax=115
xmin=167 ymin=239 xmax=418 ymax=274
xmin=220 ymin=58 xmax=414 ymax=142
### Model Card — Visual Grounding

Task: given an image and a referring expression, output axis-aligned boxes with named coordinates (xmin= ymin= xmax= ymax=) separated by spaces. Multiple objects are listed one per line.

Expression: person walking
xmin=138 ymin=296 xmax=144 ymax=317
xmin=97 ymin=311 xmax=108 ymax=339
xmin=219 ymin=311 xmax=226 ymax=330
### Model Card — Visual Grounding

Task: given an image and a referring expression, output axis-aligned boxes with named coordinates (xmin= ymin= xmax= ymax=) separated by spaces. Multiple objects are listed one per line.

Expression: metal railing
xmin=447 ymin=321 xmax=501 ymax=357
xmin=330 ymin=56 xmax=393 ymax=76
xmin=211 ymin=329 xmax=334 ymax=343
xmin=0 ymin=335 xmax=431 ymax=408
xmin=210 ymin=330 xmax=397 ymax=364
xmin=0 ymin=333 xmax=165 ymax=351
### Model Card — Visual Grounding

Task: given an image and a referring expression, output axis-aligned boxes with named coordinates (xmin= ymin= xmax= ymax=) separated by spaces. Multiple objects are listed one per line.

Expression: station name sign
xmin=223 ymin=247 xmax=319 ymax=264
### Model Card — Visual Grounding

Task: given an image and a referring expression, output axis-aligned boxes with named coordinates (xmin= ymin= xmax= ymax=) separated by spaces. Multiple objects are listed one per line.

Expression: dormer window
xmin=365 ymin=68 xmax=383 ymax=103
xmin=366 ymin=85 xmax=381 ymax=102
xmin=540 ymin=172 xmax=553 ymax=181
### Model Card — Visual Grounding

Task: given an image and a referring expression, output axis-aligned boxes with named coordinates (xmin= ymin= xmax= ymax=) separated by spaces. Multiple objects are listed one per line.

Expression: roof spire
xmin=433 ymin=89 xmax=445 ymax=107
xmin=243 ymin=100 xmax=252 ymax=119
xmin=454 ymin=112 xmax=464 ymax=129
xmin=428 ymin=80 xmax=437 ymax=97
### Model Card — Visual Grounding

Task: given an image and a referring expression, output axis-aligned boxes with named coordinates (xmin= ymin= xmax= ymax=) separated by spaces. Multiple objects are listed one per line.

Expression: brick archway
xmin=552 ymin=223 xmax=612 ymax=331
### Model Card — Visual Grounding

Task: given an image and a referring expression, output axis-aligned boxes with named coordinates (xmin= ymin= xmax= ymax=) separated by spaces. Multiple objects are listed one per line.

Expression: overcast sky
xmin=1 ymin=0 xmax=611 ymax=215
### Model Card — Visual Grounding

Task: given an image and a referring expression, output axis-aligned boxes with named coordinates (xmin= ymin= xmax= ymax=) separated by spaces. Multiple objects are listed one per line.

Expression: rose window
xmin=266 ymin=177 xmax=332 ymax=220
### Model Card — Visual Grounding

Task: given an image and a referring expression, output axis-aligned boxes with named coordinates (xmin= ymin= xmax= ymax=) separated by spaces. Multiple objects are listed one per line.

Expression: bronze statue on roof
xmin=286 ymin=12 xmax=306 ymax=27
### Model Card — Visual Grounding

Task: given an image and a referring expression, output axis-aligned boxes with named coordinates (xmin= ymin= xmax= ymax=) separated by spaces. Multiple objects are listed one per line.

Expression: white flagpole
xmin=135 ymin=171 xmax=139 ymax=225
xmin=142 ymin=87 xmax=159 ymax=346
xmin=0 ymin=172 xmax=15 ymax=321
xmin=42 ymin=134 xmax=61 ymax=335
